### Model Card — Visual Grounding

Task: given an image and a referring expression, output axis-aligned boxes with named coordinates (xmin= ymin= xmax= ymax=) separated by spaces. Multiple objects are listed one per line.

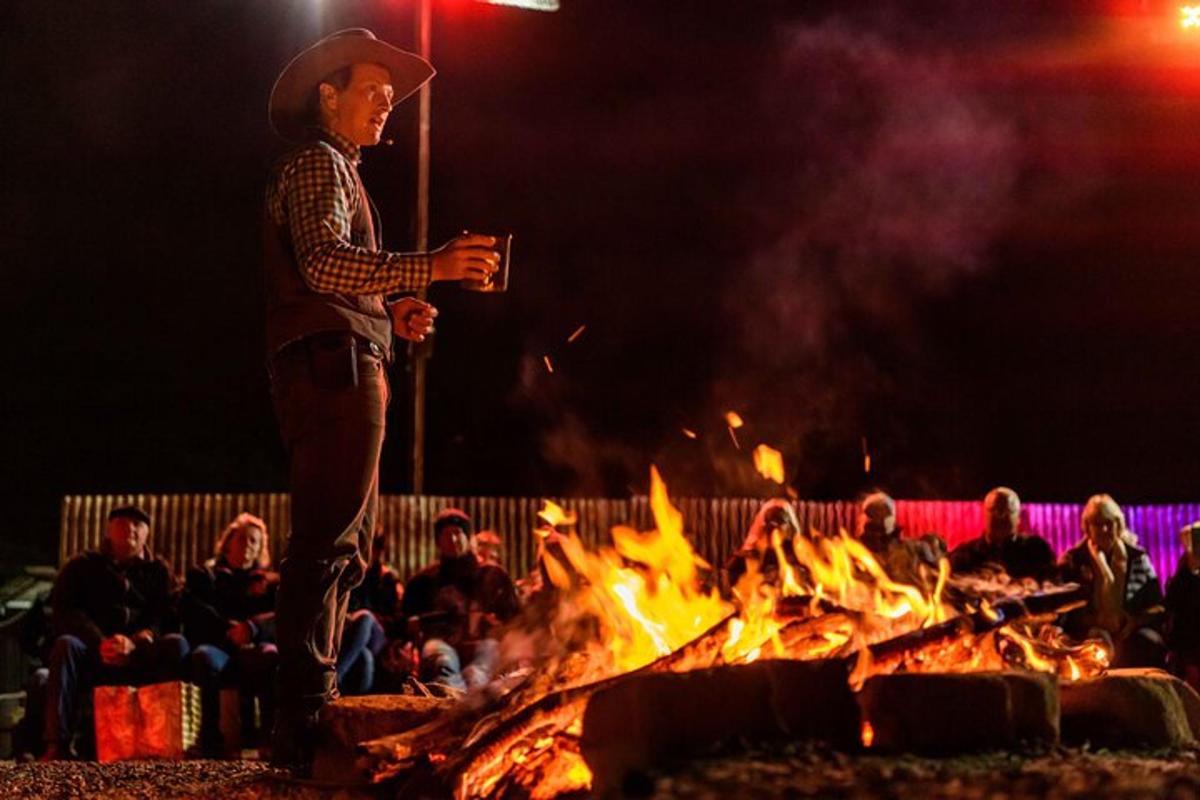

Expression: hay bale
xmin=858 ymin=671 xmax=1059 ymax=754
xmin=1060 ymin=668 xmax=1200 ymax=748
xmin=581 ymin=659 xmax=859 ymax=797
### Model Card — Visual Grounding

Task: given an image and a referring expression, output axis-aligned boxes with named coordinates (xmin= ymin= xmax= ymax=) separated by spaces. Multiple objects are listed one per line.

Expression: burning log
xmin=356 ymin=613 xmax=741 ymax=788
xmin=429 ymin=612 xmax=741 ymax=795
xmin=862 ymin=585 xmax=1086 ymax=669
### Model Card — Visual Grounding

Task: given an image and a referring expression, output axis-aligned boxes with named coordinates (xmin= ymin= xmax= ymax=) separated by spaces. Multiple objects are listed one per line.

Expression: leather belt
xmin=275 ymin=332 xmax=385 ymax=361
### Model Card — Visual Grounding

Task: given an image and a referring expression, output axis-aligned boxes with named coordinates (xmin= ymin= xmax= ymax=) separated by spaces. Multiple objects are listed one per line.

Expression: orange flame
xmin=537 ymin=500 xmax=577 ymax=528
xmin=752 ymin=444 xmax=785 ymax=484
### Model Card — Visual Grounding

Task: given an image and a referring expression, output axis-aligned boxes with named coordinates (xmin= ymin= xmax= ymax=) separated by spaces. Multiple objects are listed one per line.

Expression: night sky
xmin=5 ymin=0 xmax=1200 ymax=566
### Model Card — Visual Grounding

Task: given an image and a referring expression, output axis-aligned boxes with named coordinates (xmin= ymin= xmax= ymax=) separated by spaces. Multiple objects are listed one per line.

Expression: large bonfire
xmin=364 ymin=467 xmax=1109 ymax=799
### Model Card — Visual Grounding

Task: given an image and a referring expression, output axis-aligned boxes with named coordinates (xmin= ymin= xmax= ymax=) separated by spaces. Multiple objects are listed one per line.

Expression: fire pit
xmin=311 ymin=471 xmax=1195 ymax=798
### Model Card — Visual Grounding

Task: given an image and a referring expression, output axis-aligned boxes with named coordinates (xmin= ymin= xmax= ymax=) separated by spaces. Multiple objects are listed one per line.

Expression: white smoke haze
xmin=745 ymin=20 xmax=1021 ymax=354
xmin=703 ymin=19 xmax=1032 ymax=495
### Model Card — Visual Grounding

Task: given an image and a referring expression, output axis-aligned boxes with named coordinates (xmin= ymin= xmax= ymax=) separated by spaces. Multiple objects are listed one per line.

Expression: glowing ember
xmin=542 ymin=355 xmax=554 ymax=373
xmin=861 ymin=720 xmax=875 ymax=748
xmin=567 ymin=324 xmax=586 ymax=343
xmin=682 ymin=428 xmax=698 ymax=439
xmin=752 ymin=444 xmax=785 ymax=484
xmin=725 ymin=411 xmax=744 ymax=449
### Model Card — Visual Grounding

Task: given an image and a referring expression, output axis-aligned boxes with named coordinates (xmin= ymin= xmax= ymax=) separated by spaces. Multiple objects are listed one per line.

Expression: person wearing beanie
xmin=401 ymin=509 xmax=518 ymax=693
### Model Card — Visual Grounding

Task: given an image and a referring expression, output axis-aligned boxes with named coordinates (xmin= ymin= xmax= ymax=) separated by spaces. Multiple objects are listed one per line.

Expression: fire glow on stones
xmin=1183 ymin=5 xmax=1200 ymax=28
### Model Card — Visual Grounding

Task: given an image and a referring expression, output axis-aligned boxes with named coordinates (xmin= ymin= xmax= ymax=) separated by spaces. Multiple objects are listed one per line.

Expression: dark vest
xmin=263 ymin=139 xmax=393 ymax=360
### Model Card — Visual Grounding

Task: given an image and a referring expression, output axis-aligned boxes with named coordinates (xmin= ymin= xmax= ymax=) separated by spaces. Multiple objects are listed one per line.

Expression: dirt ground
xmin=4 ymin=747 xmax=1200 ymax=799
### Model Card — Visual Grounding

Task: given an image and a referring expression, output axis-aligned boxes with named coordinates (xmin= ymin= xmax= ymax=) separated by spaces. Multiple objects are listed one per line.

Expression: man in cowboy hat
xmin=264 ymin=28 xmax=499 ymax=771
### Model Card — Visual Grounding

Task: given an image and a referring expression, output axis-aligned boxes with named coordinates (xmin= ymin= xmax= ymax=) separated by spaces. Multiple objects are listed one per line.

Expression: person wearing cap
xmin=402 ymin=509 xmax=519 ymax=692
xmin=949 ymin=487 xmax=1056 ymax=581
xmin=41 ymin=506 xmax=187 ymax=759
xmin=264 ymin=29 xmax=501 ymax=767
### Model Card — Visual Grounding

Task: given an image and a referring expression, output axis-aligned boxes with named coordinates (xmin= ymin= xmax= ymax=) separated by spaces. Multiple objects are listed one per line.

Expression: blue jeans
xmin=43 ymin=633 xmax=189 ymax=750
xmin=189 ymin=642 xmax=278 ymax=753
xmin=336 ymin=610 xmax=386 ymax=695
xmin=420 ymin=638 xmax=499 ymax=692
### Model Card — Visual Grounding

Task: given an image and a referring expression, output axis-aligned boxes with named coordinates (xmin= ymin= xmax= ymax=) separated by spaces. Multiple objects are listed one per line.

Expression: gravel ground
xmin=649 ymin=745 xmax=1200 ymax=800
xmin=6 ymin=749 xmax=1200 ymax=799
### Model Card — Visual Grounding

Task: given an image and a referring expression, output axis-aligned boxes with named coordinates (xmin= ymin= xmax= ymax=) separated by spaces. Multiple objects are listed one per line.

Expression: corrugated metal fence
xmin=60 ymin=495 xmax=1200 ymax=584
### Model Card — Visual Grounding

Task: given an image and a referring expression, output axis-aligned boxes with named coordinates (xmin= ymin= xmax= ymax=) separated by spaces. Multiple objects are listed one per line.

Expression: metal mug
xmin=461 ymin=233 xmax=512 ymax=293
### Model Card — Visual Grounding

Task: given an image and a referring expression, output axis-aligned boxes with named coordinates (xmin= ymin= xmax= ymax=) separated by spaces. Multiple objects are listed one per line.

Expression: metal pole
xmin=410 ymin=0 xmax=432 ymax=495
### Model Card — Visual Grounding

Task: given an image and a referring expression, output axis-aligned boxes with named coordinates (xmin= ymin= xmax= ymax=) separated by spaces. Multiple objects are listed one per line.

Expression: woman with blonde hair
xmin=212 ymin=512 xmax=272 ymax=571
xmin=183 ymin=513 xmax=279 ymax=756
xmin=1058 ymin=494 xmax=1165 ymax=668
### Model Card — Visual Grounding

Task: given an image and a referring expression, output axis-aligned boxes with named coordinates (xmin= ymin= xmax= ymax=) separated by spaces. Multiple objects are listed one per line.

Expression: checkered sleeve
xmin=269 ymin=144 xmax=431 ymax=295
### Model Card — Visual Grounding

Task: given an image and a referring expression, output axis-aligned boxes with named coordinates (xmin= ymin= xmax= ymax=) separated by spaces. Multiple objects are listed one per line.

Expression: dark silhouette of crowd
xmin=17 ymin=486 xmax=1200 ymax=761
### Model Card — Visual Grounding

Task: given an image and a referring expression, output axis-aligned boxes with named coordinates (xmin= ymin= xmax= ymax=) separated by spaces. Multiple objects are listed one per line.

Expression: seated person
xmin=853 ymin=492 xmax=943 ymax=583
xmin=1059 ymin=494 xmax=1165 ymax=669
xmin=949 ymin=487 xmax=1056 ymax=581
xmin=340 ymin=531 xmax=399 ymax=693
xmin=723 ymin=498 xmax=800 ymax=592
xmin=402 ymin=509 xmax=519 ymax=692
xmin=183 ymin=513 xmax=279 ymax=756
xmin=43 ymin=506 xmax=188 ymax=760
xmin=1165 ymin=523 xmax=1200 ymax=689
xmin=856 ymin=491 xmax=901 ymax=555
xmin=474 ymin=530 xmax=504 ymax=568
xmin=348 ymin=531 xmax=402 ymax=623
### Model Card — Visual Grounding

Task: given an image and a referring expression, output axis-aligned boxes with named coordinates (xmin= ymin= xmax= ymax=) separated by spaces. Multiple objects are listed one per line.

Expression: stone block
xmin=1060 ymin=668 xmax=1200 ymax=748
xmin=857 ymin=671 xmax=1059 ymax=754
xmin=313 ymin=694 xmax=454 ymax=783
xmin=581 ymin=659 xmax=859 ymax=797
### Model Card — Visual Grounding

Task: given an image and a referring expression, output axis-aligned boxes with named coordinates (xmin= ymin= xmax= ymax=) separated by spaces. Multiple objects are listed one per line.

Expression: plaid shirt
xmin=266 ymin=127 xmax=431 ymax=295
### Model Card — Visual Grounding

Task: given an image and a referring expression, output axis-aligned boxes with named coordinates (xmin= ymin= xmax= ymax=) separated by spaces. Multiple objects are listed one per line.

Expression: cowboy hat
xmin=269 ymin=28 xmax=435 ymax=142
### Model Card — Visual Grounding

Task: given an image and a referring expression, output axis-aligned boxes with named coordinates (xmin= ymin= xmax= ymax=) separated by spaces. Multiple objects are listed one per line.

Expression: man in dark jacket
xmin=949 ymin=487 xmax=1056 ymax=581
xmin=402 ymin=509 xmax=518 ymax=692
xmin=42 ymin=505 xmax=187 ymax=759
